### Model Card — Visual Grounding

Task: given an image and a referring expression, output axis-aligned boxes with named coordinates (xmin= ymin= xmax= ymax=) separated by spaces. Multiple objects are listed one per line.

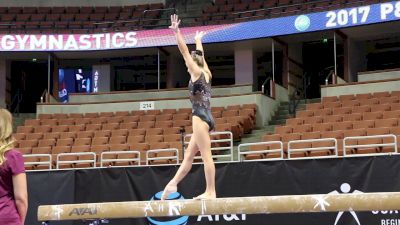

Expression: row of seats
xmin=36 ymin=105 xmax=256 ymax=119
xmin=312 ymin=93 xmax=400 ymax=108
xmin=244 ymin=134 xmax=396 ymax=160
xmin=252 ymin=91 xmax=400 ymax=159
xmin=200 ymin=0 xmax=379 ymax=25
xmin=296 ymin=108 xmax=400 ymax=120
xmin=19 ymin=131 xmax=232 ymax=170
xmin=16 ymin=105 xmax=255 ymax=169
xmin=0 ymin=4 xmax=164 ymax=14
xmin=19 ymin=139 xmax=183 ymax=154
xmin=0 ymin=11 xmax=160 ymax=22
xmin=0 ymin=4 xmax=164 ymax=34
xmin=16 ymin=121 xmax=242 ymax=140
xmin=279 ymin=118 xmax=400 ymax=134
xmin=29 ymin=112 xmax=250 ymax=126
xmin=23 ymin=129 xmax=234 ymax=170
xmin=298 ymin=95 xmax=400 ymax=118
xmin=321 ymin=91 xmax=400 ymax=102
xmin=287 ymin=115 xmax=400 ymax=126
xmin=16 ymin=134 xmax=183 ymax=149
xmin=21 ymin=130 xmax=234 ymax=170
xmin=0 ymin=0 xmax=379 ymax=33
xmin=0 ymin=21 xmax=157 ymax=34
xmin=266 ymin=127 xmax=400 ymax=142
xmin=26 ymin=105 xmax=256 ymax=139
xmin=306 ymin=101 xmax=400 ymax=112
xmin=23 ymin=141 xmax=182 ymax=170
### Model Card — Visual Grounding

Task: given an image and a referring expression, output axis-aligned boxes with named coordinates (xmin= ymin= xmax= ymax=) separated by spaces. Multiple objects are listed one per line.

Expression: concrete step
xmin=233 ymin=98 xmax=321 ymax=158
xmin=268 ymin=98 xmax=320 ymax=126
xmin=237 ymin=128 xmax=272 ymax=145
xmin=275 ymin=109 xmax=292 ymax=116
xmin=12 ymin=113 xmax=36 ymax=130
xmin=271 ymin=115 xmax=293 ymax=121
xmin=13 ymin=113 xmax=36 ymax=118
xmin=263 ymin=125 xmax=276 ymax=132
xmin=280 ymin=101 xmax=289 ymax=105
xmin=268 ymin=119 xmax=287 ymax=125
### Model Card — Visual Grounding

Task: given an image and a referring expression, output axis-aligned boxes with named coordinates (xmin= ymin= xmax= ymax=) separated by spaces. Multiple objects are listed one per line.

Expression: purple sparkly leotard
xmin=188 ymin=73 xmax=215 ymax=131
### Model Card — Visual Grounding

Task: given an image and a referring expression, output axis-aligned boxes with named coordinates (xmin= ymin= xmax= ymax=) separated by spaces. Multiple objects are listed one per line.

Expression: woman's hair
xmin=0 ymin=109 xmax=15 ymax=166
xmin=192 ymin=50 xmax=204 ymax=68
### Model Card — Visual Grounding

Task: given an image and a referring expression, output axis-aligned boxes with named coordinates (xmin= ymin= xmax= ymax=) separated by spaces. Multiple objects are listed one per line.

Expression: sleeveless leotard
xmin=188 ymin=73 xmax=215 ymax=131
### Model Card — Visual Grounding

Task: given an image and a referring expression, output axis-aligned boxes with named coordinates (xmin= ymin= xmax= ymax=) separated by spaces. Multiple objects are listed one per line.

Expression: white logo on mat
xmin=329 ymin=183 xmax=363 ymax=225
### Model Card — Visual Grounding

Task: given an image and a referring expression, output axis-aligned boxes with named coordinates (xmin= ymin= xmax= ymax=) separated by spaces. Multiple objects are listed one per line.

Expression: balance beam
xmin=38 ymin=192 xmax=400 ymax=221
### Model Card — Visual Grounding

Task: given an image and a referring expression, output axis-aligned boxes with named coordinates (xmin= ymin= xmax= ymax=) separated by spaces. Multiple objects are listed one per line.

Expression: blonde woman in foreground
xmin=0 ymin=109 xmax=28 ymax=225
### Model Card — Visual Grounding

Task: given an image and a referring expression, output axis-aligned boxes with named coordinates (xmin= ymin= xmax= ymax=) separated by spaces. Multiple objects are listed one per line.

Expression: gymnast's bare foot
xmin=161 ymin=182 xmax=177 ymax=200
xmin=193 ymin=191 xmax=216 ymax=200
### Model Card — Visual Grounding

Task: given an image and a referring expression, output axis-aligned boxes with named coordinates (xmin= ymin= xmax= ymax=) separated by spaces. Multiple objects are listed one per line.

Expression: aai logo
xmin=147 ymin=191 xmax=189 ymax=225
xmin=294 ymin=15 xmax=311 ymax=31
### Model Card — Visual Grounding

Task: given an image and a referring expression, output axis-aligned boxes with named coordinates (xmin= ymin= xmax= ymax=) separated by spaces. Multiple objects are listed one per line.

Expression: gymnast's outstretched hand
xmin=169 ymin=14 xmax=181 ymax=33
xmin=194 ymin=31 xmax=206 ymax=41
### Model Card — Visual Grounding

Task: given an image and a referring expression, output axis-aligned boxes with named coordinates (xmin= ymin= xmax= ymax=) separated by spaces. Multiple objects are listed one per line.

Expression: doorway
xmin=10 ymin=60 xmax=48 ymax=113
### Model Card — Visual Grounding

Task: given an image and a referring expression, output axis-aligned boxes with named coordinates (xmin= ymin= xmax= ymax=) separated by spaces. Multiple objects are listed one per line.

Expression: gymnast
xmin=161 ymin=14 xmax=216 ymax=200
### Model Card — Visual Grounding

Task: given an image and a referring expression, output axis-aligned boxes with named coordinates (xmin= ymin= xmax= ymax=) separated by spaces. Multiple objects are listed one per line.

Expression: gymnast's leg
xmin=161 ymin=135 xmax=199 ymax=200
xmin=192 ymin=116 xmax=216 ymax=200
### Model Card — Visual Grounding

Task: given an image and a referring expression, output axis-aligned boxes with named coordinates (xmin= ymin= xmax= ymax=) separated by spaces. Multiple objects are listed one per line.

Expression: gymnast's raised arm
xmin=194 ymin=31 xmax=211 ymax=77
xmin=169 ymin=14 xmax=201 ymax=78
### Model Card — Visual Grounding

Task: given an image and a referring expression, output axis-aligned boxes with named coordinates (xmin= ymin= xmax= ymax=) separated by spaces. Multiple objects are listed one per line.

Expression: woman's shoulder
xmin=5 ymin=149 xmax=23 ymax=158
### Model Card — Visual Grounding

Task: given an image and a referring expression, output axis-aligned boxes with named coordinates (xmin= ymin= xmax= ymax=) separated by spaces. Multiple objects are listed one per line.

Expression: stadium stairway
xmin=12 ymin=113 xmax=36 ymax=131
xmin=269 ymin=100 xmax=316 ymax=125
xmin=231 ymin=98 xmax=319 ymax=160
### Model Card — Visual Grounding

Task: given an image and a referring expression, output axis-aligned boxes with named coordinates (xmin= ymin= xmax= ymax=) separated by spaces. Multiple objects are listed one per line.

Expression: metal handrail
xmin=40 ymin=89 xmax=48 ymax=103
xmin=56 ymin=152 xmax=96 ymax=169
xmin=238 ymin=141 xmax=284 ymax=162
xmin=343 ymin=134 xmax=398 ymax=157
xmin=261 ymin=76 xmax=272 ymax=96
xmin=23 ymin=154 xmax=52 ymax=170
xmin=325 ymin=70 xmax=336 ymax=85
xmin=10 ymin=89 xmax=21 ymax=107
xmin=100 ymin=151 xmax=141 ymax=167
xmin=289 ymin=72 xmax=310 ymax=114
xmin=288 ymin=87 xmax=302 ymax=115
xmin=143 ymin=8 xmax=178 ymax=17
xmin=10 ymin=89 xmax=23 ymax=114
xmin=146 ymin=148 xmax=179 ymax=165
xmin=288 ymin=138 xmax=338 ymax=160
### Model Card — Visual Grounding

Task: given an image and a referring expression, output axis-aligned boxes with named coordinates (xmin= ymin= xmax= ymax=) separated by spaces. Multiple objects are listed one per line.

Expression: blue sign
xmin=1 ymin=1 xmax=399 ymax=51
xmin=202 ymin=1 xmax=400 ymax=43
xmin=147 ymin=191 xmax=189 ymax=225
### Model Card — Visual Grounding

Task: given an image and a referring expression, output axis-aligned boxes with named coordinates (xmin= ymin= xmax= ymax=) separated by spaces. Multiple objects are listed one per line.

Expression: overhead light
xmin=32 ymin=58 xmax=37 ymax=62
xmin=322 ymin=38 xmax=328 ymax=43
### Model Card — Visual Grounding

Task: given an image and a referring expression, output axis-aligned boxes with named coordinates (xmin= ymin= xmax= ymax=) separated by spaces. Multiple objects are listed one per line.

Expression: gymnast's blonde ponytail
xmin=0 ymin=109 xmax=15 ymax=166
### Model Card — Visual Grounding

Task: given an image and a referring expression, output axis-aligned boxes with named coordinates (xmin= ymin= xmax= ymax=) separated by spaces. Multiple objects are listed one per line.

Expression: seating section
xmin=258 ymin=91 xmax=400 ymax=160
xmin=0 ymin=0 xmax=381 ymax=33
xmin=15 ymin=104 xmax=256 ymax=170
xmin=0 ymin=3 xmax=164 ymax=34
xmin=200 ymin=0 xmax=379 ymax=25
